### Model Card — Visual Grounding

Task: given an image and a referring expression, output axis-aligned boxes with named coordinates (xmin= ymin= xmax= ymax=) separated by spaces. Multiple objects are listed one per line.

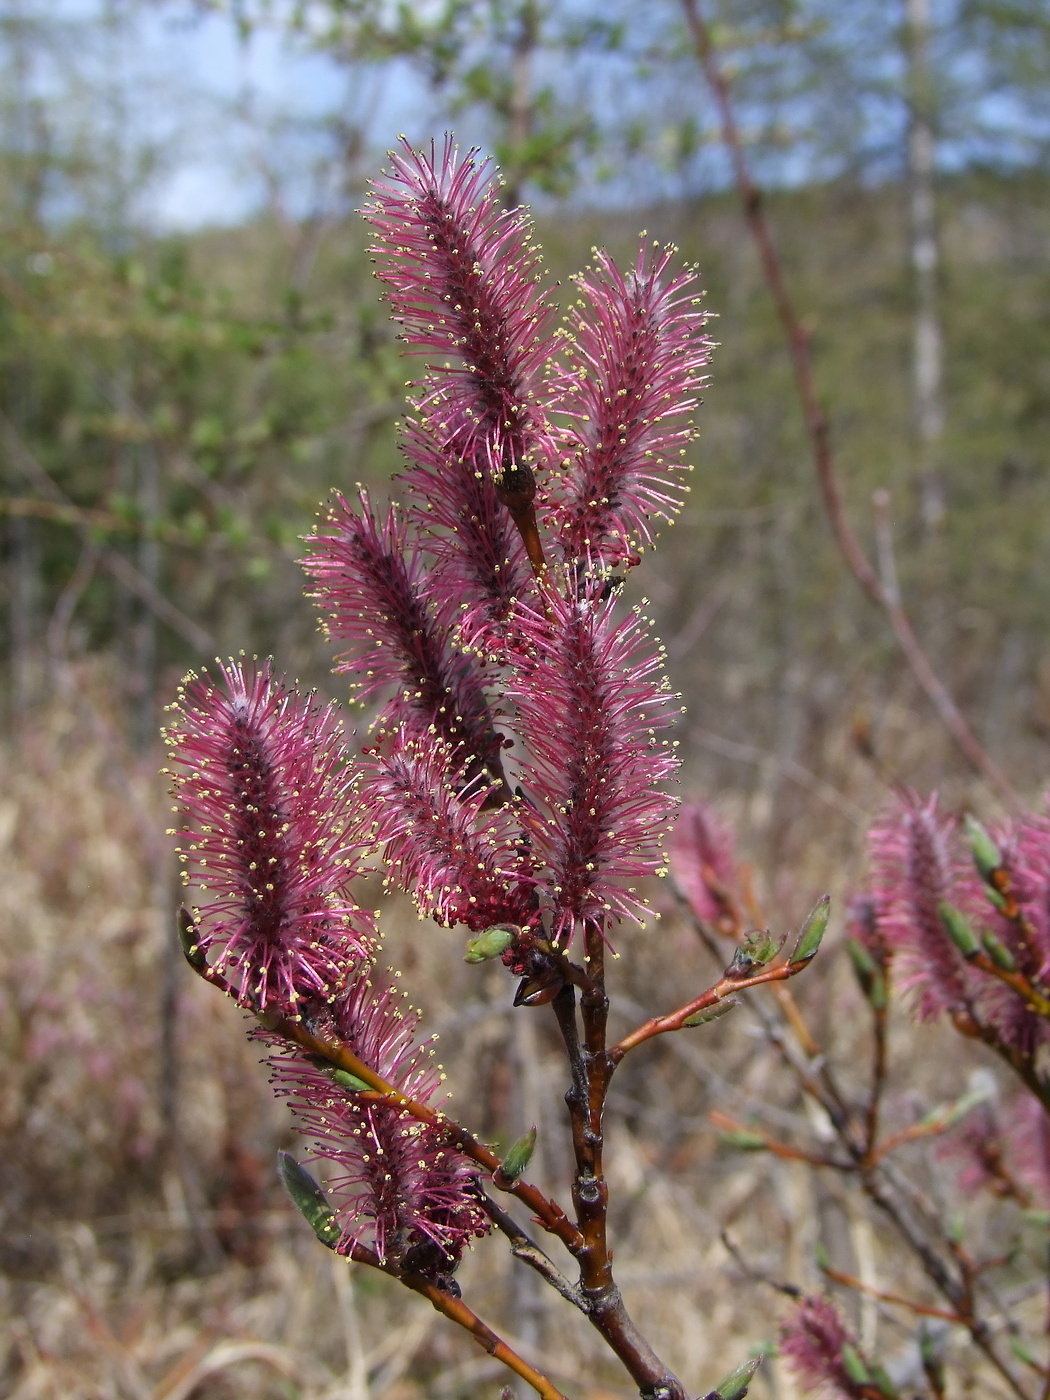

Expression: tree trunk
xmin=905 ymin=0 xmax=946 ymax=533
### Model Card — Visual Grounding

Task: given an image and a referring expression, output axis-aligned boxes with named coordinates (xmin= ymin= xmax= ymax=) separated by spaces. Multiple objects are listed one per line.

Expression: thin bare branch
xmin=679 ymin=0 xmax=1016 ymax=805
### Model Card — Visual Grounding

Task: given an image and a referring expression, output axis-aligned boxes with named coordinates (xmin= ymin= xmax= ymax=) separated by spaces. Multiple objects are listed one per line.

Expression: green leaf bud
xmin=920 ymin=1085 xmax=989 ymax=1131
xmin=278 ymin=1151 xmax=341 ymax=1249
xmin=840 ymin=1343 xmax=871 ymax=1386
xmin=919 ymin=1323 xmax=946 ymax=1392
xmin=790 ymin=895 xmax=830 ymax=967
xmin=938 ymin=902 xmax=979 ymax=958
xmin=869 ymin=1360 xmax=899 ymax=1397
xmin=465 ymin=925 xmax=517 ymax=963
xmin=499 ymin=1126 xmax=538 ymax=1181
xmin=711 ymin=1355 xmax=761 ymax=1400
xmin=727 ymin=928 xmax=781 ymax=977
xmin=684 ymin=996 xmax=740 ymax=1027
xmin=177 ymin=906 xmax=207 ymax=971
xmin=1010 ymin=1336 xmax=1038 ymax=1366
xmin=333 ymin=1068 xmax=374 ymax=1092
xmin=982 ymin=929 xmax=1016 ymax=972
xmin=719 ymin=1129 xmax=767 ymax=1152
xmin=965 ymin=815 xmax=1002 ymax=882
xmin=846 ymin=938 xmax=887 ymax=1009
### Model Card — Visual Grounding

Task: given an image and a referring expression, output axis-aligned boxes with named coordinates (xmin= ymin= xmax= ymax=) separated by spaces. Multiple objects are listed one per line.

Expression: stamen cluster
xmin=165 ymin=660 xmax=373 ymax=1014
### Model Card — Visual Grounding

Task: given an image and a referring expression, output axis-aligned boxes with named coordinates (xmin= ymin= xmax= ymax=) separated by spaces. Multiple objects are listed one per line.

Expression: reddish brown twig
xmin=817 ymin=1259 xmax=962 ymax=1325
xmin=349 ymin=1241 xmax=571 ymax=1400
xmin=550 ymin=939 xmax=690 ymax=1400
xmin=679 ymin=0 xmax=1016 ymax=805
xmin=608 ymin=954 xmax=812 ymax=1064
xmin=708 ymin=1110 xmax=848 ymax=1170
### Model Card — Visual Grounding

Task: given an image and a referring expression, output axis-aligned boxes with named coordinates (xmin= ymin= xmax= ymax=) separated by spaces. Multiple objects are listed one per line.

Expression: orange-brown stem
xmin=609 ymin=956 xmax=812 ymax=1063
xmin=187 ymin=954 xmax=582 ymax=1254
xmin=348 ymin=1242 xmax=571 ymax=1400
xmin=709 ymin=1109 xmax=847 ymax=1170
xmin=819 ymin=1261 xmax=962 ymax=1325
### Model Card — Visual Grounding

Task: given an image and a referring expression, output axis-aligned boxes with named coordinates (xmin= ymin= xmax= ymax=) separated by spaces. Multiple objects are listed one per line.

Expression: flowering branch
xmin=163 ymin=135 xmax=799 ymax=1400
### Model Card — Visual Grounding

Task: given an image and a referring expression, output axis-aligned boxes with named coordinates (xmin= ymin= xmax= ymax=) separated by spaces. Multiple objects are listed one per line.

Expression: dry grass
xmin=0 ymin=673 xmax=1039 ymax=1400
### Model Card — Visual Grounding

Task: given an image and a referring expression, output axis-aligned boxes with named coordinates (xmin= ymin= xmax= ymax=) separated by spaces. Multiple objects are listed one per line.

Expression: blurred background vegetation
xmin=3 ymin=2 xmax=1050 ymax=1397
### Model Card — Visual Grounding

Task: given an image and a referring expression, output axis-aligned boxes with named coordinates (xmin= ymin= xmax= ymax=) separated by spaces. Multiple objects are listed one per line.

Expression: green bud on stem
xmin=177 ymin=906 xmax=207 ymax=971
xmin=720 ymin=1129 xmax=767 ymax=1152
xmin=919 ymin=1323 xmax=946 ymax=1393
xmin=868 ymin=1360 xmax=899 ymax=1398
xmin=790 ymin=895 xmax=831 ymax=967
xmin=333 ymin=1068 xmax=375 ymax=1092
xmin=684 ymin=996 xmax=739 ymax=1027
xmin=499 ymin=1126 xmax=537 ymax=1181
xmin=965 ymin=815 xmax=1002 ymax=883
xmin=278 ymin=1151 xmax=341 ymax=1249
xmin=981 ymin=929 xmax=1016 ymax=972
xmin=938 ymin=902 xmax=980 ymax=958
xmin=846 ymin=938 xmax=887 ymax=1010
xmin=709 ymin=1355 xmax=761 ymax=1400
xmin=465 ymin=925 xmax=517 ymax=963
xmin=840 ymin=1343 xmax=872 ymax=1386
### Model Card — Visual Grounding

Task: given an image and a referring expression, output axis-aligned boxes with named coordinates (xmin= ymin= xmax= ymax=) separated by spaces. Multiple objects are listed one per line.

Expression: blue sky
xmin=127 ymin=6 xmax=429 ymax=229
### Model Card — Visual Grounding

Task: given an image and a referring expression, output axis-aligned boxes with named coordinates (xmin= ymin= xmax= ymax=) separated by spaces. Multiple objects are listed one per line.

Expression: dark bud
xmin=177 ymin=906 xmax=207 ymax=971
xmin=494 ymin=459 xmax=536 ymax=513
xmin=513 ymin=971 xmax=564 ymax=1007
xmin=401 ymin=1236 xmax=460 ymax=1293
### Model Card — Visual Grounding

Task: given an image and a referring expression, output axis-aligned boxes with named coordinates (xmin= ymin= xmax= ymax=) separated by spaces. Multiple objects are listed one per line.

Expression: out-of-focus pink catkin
xmin=780 ymin=1295 xmax=867 ymax=1399
xmin=668 ymin=801 xmax=739 ymax=927
xmin=869 ymin=790 xmax=975 ymax=1022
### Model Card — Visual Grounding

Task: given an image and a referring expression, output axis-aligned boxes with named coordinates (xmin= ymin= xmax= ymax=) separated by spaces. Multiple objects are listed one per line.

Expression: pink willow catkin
xmin=166 ymin=661 xmax=489 ymax=1268
xmin=548 ymin=244 xmax=714 ymax=571
xmin=267 ymin=969 xmax=489 ymax=1269
xmin=165 ymin=659 xmax=373 ymax=1014
xmin=779 ymin=1296 xmax=870 ymax=1400
xmin=868 ymin=790 xmax=1050 ymax=1051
